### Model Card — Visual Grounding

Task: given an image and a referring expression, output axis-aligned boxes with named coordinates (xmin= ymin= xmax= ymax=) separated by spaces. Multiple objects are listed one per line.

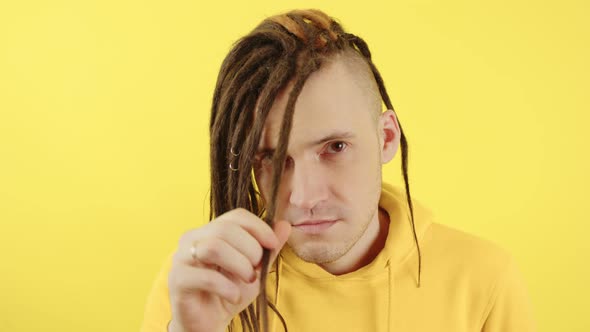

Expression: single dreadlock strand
xmin=367 ymin=60 xmax=422 ymax=286
xmin=245 ymin=305 xmax=255 ymax=331
xmin=209 ymin=69 xmax=227 ymax=218
xmin=210 ymin=107 xmax=230 ymax=215
xmin=268 ymin=301 xmax=288 ymax=332
xmin=399 ymin=130 xmax=421 ymax=287
xmin=249 ymin=303 xmax=259 ymax=332
xmin=270 ymin=256 xmax=288 ymax=332
xmin=372 ymin=67 xmax=421 ymax=287
xmin=348 ymin=34 xmax=422 ymax=287
xmin=248 ymin=179 xmax=261 ymax=216
xmin=346 ymin=33 xmax=373 ymax=60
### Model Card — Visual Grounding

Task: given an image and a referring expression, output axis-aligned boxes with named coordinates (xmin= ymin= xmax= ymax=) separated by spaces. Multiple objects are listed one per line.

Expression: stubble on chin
xmin=288 ymin=209 xmax=376 ymax=265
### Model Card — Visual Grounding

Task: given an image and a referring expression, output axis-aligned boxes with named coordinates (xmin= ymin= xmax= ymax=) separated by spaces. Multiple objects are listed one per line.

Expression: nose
xmin=288 ymin=160 xmax=328 ymax=210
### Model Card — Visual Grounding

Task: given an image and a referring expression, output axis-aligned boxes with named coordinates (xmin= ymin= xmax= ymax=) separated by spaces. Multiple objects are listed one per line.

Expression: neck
xmin=319 ymin=207 xmax=390 ymax=275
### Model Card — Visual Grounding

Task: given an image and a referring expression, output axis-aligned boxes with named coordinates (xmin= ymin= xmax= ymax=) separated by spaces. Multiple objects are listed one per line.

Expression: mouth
xmin=293 ymin=219 xmax=339 ymax=235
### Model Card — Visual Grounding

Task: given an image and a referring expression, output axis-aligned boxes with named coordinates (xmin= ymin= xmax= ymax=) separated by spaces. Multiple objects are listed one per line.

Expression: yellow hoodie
xmin=140 ymin=183 xmax=536 ymax=331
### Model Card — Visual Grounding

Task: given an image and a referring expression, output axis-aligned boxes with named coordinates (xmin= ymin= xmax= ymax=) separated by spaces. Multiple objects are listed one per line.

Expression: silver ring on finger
xmin=190 ymin=240 xmax=199 ymax=263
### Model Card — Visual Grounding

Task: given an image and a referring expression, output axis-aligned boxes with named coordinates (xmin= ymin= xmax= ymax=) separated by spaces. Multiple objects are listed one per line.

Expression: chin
xmin=289 ymin=240 xmax=349 ymax=264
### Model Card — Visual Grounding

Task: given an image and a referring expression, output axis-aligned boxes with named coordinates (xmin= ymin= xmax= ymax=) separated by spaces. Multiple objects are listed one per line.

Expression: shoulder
xmin=411 ymin=223 xmax=536 ymax=330
xmin=425 ymin=222 xmax=513 ymax=275
xmin=420 ymin=222 xmax=521 ymax=308
xmin=425 ymin=223 xmax=531 ymax=315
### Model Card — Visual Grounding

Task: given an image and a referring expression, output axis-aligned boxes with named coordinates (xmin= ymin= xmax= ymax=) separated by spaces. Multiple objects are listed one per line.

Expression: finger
xmin=252 ymin=219 xmax=293 ymax=279
xmin=180 ymin=224 xmax=263 ymax=268
xmin=224 ymin=209 xmax=280 ymax=249
xmin=193 ymin=238 xmax=257 ymax=283
xmin=269 ymin=220 xmax=292 ymax=265
xmin=169 ymin=264 xmax=241 ymax=304
xmin=212 ymin=223 xmax=264 ymax=267
xmin=177 ymin=222 xmax=263 ymax=267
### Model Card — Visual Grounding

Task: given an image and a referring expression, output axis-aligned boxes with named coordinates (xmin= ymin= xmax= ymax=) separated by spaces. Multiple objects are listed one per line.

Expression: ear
xmin=379 ymin=109 xmax=400 ymax=164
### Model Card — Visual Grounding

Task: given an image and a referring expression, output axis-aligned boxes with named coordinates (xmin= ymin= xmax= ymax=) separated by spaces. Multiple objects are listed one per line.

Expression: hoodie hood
xmin=268 ymin=182 xmax=434 ymax=331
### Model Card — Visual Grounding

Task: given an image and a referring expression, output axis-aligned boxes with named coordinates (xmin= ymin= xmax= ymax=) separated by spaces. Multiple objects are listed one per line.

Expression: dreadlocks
xmin=208 ymin=8 xmax=421 ymax=332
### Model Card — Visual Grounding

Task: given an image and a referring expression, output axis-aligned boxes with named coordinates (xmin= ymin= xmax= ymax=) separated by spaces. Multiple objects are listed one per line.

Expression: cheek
xmin=332 ymin=147 xmax=381 ymax=200
xmin=336 ymin=146 xmax=380 ymax=180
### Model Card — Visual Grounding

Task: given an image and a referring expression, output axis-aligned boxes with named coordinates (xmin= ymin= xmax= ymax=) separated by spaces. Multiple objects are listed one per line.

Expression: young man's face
xmin=254 ymin=55 xmax=400 ymax=265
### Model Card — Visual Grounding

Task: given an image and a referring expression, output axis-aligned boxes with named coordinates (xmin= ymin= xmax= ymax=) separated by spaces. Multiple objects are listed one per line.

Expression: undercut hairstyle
xmin=208 ymin=9 xmax=421 ymax=332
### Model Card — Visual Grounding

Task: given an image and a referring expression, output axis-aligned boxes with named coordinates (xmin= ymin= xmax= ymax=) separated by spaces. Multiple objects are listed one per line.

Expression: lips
xmin=293 ymin=219 xmax=338 ymax=235
xmin=294 ymin=219 xmax=335 ymax=226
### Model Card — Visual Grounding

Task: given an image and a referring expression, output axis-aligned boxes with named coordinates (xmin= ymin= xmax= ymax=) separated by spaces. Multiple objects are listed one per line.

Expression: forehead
xmin=259 ymin=58 xmax=376 ymax=149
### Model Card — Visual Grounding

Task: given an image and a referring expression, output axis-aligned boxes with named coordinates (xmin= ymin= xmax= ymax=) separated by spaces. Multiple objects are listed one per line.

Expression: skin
xmin=254 ymin=54 xmax=401 ymax=275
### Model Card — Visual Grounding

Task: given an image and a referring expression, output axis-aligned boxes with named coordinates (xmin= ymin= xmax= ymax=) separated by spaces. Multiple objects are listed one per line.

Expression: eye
xmin=254 ymin=153 xmax=293 ymax=171
xmin=325 ymin=141 xmax=348 ymax=154
xmin=259 ymin=153 xmax=273 ymax=166
xmin=252 ymin=153 xmax=271 ymax=169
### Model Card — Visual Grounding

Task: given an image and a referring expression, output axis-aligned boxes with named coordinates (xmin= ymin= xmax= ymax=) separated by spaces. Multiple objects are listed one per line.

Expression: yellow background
xmin=0 ymin=1 xmax=588 ymax=331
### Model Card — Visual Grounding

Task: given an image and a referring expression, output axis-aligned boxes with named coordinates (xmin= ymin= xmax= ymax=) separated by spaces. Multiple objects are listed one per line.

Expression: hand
xmin=167 ymin=208 xmax=291 ymax=332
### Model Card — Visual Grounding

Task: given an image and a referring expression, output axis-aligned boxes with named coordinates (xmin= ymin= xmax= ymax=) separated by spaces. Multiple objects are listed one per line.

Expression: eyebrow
xmin=310 ymin=130 xmax=355 ymax=146
xmin=256 ymin=130 xmax=355 ymax=155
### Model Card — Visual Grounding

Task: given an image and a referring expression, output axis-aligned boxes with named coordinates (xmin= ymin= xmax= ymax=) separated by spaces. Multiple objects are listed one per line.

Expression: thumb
xmin=274 ymin=220 xmax=291 ymax=246
xmin=269 ymin=220 xmax=291 ymax=263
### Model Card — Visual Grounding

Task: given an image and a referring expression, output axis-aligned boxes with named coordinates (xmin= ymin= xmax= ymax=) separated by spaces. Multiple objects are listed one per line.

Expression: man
xmin=141 ymin=9 xmax=536 ymax=332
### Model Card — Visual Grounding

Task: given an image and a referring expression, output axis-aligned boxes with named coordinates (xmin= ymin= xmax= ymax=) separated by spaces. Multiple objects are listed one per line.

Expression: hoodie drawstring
xmin=387 ymin=260 xmax=394 ymax=332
